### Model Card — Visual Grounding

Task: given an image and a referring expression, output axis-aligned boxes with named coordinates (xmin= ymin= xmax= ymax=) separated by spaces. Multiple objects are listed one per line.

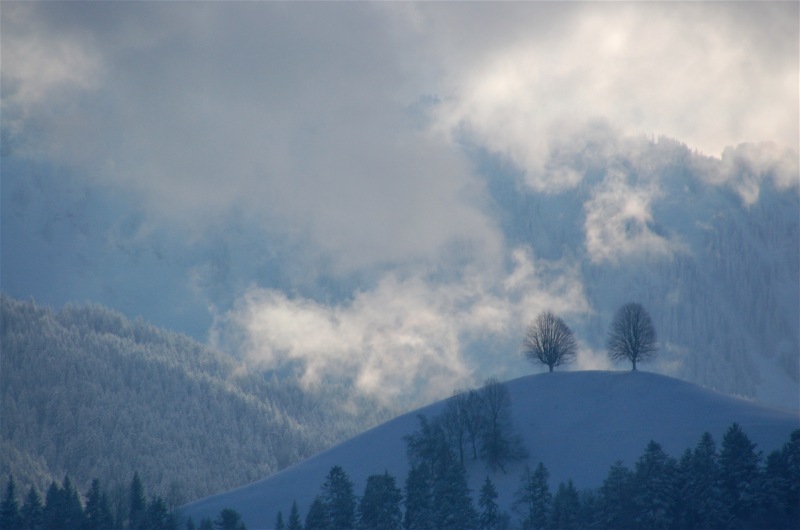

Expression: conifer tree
xmin=42 ymin=481 xmax=63 ymax=530
xmin=85 ymin=479 xmax=114 ymax=530
xmin=322 ymin=465 xmax=356 ymax=530
xmin=431 ymin=451 xmax=477 ymax=530
xmin=633 ymin=440 xmax=676 ymax=529
xmin=357 ymin=472 xmax=402 ymax=530
xmin=676 ymin=432 xmax=724 ymax=529
xmin=199 ymin=517 xmax=214 ymax=530
xmin=61 ymin=475 xmax=87 ymax=530
xmin=477 ymin=477 xmax=501 ymax=530
xmin=214 ymin=508 xmax=246 ymax=530
xmin=403 ymin=465 xmax=432 ymax=530
xmin=304 ymin=497 xmax=329 ymax=530
xmin=274 ymin=511 xmax=285 ymax=530
xmin=513 ymin=463 xmax=551 ymax=530
xmin=287 ymin=501 xmax=303 ymax=530
xmin=130 ymin=472 xmax=148 ymax=530
xmin=549 ymin=480 xmax=580 ymax=530
xmin=598 ymin=461 xmax=635 ymax=529
xmin=719 ymin=423 xmax=761 ymax=526
xmin=0 ymin=475 xmax=22 ymax=530
xmin=783 ymin=430 xmax=800 ymax=526
xmin=20 ymin=485 xmax=43 ymax=530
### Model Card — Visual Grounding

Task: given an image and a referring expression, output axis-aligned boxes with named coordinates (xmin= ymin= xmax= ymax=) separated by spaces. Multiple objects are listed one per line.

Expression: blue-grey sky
xmin=2 ymin=2 xmax=798 ymax=404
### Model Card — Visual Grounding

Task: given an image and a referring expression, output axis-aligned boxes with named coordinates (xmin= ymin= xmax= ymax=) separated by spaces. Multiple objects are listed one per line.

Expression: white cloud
xmin=424 ymin=2 xmax=798 ymax=189
xmin=584 ymin=170 xmax=685 ymax=264
xmin=217 ymin=247 xmax=590 ymax=405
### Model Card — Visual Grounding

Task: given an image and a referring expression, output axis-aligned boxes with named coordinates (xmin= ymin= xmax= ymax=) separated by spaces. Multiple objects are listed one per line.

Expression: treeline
xmin=274 ymin=422 xmax=799 ymax=530
xmin=0 ymin=471 xmax=250 ymax=530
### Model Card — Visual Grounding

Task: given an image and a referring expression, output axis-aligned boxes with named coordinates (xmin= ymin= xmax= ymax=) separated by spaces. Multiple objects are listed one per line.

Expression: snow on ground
xmin=181 ymin=370 xmax=799 ymax=529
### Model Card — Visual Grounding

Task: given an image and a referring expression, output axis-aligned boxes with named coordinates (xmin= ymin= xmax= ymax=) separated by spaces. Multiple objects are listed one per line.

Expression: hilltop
xmin=182 ymin=370 xmax=799 ymax=528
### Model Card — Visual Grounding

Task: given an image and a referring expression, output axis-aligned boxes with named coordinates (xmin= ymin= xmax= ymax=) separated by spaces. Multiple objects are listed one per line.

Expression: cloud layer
xmin=2 ymin=2 xmax=797 ymax=404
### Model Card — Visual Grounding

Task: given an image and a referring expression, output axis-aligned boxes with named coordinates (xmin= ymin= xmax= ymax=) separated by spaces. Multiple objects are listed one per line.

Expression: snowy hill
xmin=181 ymin=371 xmax=799 ymax=529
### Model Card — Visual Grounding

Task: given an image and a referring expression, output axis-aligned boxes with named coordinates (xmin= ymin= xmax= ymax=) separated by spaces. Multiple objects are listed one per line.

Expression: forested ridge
xmin=0 ymin=294 xmax=392 ymax=504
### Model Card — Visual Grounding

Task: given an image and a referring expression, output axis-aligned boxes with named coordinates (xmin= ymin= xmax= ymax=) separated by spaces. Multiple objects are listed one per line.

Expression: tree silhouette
xmin=522 ymin=312 xmax=578 ymax=372
xmin=607 ymin=303 xmax=658 ymax=370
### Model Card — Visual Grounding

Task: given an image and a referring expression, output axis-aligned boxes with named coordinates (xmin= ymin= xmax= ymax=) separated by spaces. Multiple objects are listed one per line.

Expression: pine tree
xmin=85 ymin=479 xmax=114 ymax=530
xmin=147 ymin=496 xmax=176 ymax=530
xmin=633 ymin=440 xmax=676 ymax=529
xmin=274 ymin=511 xmax=285 ymax=530
xmin=549 ymin=480 xmax=580 ymax=530
xmin=287 ymin=501 xmax=303 ymax=530
xmin=598 ymin=461 xmax=635 ymax=529
xmin=719 ymin=423 xmax=761 ymax=527
xmin=42 ymin=481 xmax=64 ymax=530
xmin=676 ymin=432 xmax=724 ymax=530
xmin=513 ymin=463 xmax=551 ymax=530
xmin=304 ymin=497 xmax=329 ymax=530
xmin=130 ymin=472 xmax=148 ymax=530
xmin=214 ymin=508 xmax=246 ymax=530
xmin=357 ymin=472 xmax=402 ymax=530
xmin=199 ymin=517 xmax=214 ymax=530
xmin=20 ymin=486 xmax=43 ymax=530
xmin=783 ymin=430 xmax=800 ymax=526
xmin=0 ymin=475 xmax=22 ymax=530
xmin=403 ymin=465 xmax=432 ymax=530
xmin=60 ymin=475 xmax=87 ymax=530
xmin=431 ymin=452 xmax=477 ymax=530
xmin=322 ymin=465 xmax=356 ymax=530
xmin=477 ymin=477 xmax=500 ymax=530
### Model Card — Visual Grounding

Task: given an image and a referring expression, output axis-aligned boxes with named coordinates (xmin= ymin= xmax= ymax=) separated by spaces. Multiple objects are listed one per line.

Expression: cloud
xmin=216 ymin=247 xmax=590 ymax=405
xmin=3 ymin=2 xmax=796 ymax=274
xmin=584 ymin=169 xmax=686 ymax=264
xmin=423 ymin=2 xmax=798 ymax=189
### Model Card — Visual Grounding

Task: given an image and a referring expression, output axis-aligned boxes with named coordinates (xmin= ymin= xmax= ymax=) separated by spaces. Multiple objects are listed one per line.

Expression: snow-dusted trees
xmin=522 ymin=312 xmax=578 ymax=372
xmin=607 ymin=302 xmax=658 ymax=370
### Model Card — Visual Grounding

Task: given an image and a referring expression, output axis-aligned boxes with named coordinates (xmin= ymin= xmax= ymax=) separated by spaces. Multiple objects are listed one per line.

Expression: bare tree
xmin=607 ymin=302 xmax=658 ymax=370
xmin=480 ymin=378 xmax=527 ymax=472
xmin=522 ymin=312 xmax=578 ymax=372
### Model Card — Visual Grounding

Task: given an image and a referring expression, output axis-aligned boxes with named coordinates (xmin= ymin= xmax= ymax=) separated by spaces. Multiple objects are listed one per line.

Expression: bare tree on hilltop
xmin=522 ymin=311 xmax=578 ymax=372
xmin=607 ymin=302 xmax=658 ymax=371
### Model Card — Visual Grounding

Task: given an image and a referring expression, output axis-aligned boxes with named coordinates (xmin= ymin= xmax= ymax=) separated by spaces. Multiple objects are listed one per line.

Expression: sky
xmin=2 ymin=1 xmax=798 ymax=405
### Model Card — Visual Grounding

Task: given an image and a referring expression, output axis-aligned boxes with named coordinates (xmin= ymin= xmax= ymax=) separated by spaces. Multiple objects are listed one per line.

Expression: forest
xmin=0 ymin=295 xmax=393 ymax=503
xmin=271 ymin=417 xmax=800 ymax=530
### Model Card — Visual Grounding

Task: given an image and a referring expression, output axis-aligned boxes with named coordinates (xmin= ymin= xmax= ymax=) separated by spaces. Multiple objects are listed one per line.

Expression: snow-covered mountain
xmin=181 ymin=370 xmax=799 ymax=529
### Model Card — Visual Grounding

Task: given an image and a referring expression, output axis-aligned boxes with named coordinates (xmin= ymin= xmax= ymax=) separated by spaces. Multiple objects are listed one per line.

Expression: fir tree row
xmin=273 ymin=423 xmax=799 ymax=530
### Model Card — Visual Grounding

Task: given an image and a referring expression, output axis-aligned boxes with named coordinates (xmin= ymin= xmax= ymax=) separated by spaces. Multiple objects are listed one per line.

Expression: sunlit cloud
xmin=216 ymin=247 xmax=591 ymax=405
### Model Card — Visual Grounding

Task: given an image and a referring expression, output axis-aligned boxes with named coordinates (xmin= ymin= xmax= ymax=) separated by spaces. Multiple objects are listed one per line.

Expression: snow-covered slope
xmin=181 ymin=371 xmax=799 ymax=529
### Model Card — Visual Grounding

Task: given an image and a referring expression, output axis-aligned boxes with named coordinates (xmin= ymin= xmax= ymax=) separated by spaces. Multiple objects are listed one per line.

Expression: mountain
xmin=0 ymin=294 xmax=393 ymax=504
xmin=181 ymin=370 xmax=799 ymax=529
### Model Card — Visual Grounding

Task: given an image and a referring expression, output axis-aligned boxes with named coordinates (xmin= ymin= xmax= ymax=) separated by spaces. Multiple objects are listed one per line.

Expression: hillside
xmin=0 ymin=295 xmax=392 ymax=504
xmin=182 ymin=371 xmax=799 ymax=529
